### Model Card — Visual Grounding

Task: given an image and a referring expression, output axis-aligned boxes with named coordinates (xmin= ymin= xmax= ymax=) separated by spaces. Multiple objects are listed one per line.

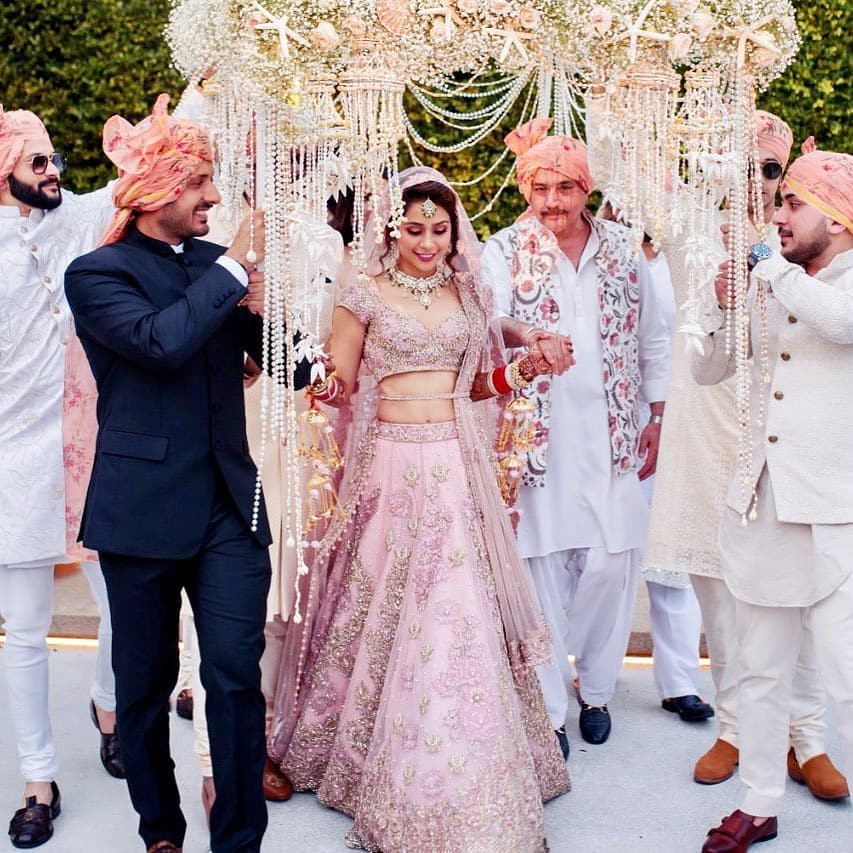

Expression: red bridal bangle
xmin=490 ymin=366 xmax=513 ymax=396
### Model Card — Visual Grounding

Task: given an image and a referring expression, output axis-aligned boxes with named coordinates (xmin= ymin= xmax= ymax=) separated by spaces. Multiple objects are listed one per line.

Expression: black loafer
xmin=8 ymin=782 xmax=60 ymax=849
xmin=662 ymin=694 xmax=715 ymax=722
xmin=555 ymin=726 xmax=570 ymax=760
xmin=175 ymin=689 xmax=194 ymax=721
xmin=579 ymin=703 xmax=611 ymax=744
xmin=90 ymin=700 xmax=126 ymax=779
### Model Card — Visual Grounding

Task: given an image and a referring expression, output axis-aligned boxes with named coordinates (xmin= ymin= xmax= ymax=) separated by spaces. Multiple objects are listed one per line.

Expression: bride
xmin=269 ymin=167 xmax=571 ymax=852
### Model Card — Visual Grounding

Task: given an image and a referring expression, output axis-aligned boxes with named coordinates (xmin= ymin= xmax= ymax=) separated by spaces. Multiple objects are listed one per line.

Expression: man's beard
xmin=158 ymin=203 xmax=211 ymax=241
xmin=781 ymin=219 xmax=831 ymax=268
xmin=7 ymin=173 xmax=62 ymax=210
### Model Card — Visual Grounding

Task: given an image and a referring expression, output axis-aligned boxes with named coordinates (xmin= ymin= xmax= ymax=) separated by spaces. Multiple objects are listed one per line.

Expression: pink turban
xmin=754 ymin=110 xmax=793 ymax=166
xmin=505 ymin=117 xmax=593 ymax=201
xmin=782 ymin=149 xmax=853 ymax=234
xmin=0 ymin=105 xmax=51 ymax=190
xmin=100 ymin=93 xmax=214 ymax=245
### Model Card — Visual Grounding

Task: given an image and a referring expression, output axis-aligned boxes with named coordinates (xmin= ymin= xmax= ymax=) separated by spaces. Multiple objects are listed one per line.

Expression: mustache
xmin=38 ymin=178 xmax=60 ymax=190
xmin=541 ymin=207 xmax=570 ymax=217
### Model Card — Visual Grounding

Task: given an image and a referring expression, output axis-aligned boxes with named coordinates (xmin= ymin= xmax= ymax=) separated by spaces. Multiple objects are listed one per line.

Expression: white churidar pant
xmin=646 ymin=580 xmax=702 ymax=699
xmin=81 ymin=560 xmax=116 ymax=712
xmin=0 ymin=562 xmax=59 ymax=782
xmin=1 ymin=560 xmax=116 ymax=782
xmin=691 ymin=574 xmax=826 ymax=760
xmin=527 ymin=547 xmax=641 ymax=725
xmin=736 ymin=571 xmax=853 ymax=816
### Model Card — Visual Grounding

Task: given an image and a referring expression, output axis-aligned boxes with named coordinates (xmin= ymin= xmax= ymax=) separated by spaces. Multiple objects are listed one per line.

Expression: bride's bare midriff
xmin=376 ymin=370 xmax=459 ymax=424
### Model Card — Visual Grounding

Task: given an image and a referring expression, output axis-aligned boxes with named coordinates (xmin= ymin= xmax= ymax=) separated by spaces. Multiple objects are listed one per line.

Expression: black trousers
xmin=101 ymin=485 xmax=270 ymax=852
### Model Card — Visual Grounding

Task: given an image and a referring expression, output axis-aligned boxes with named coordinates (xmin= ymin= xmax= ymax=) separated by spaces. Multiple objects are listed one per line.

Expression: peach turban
xmin=754 ymin=110 xmax=793 ymax=166
xmin=100 ymin=93 xmax=214 ymax=245
xmin=0 ymin=105 xmax=51 ymax=189
xmin=782 ymin=149 xmax=853 ymax=234
xmin=505 ymin=117 xmax=593 ymax=201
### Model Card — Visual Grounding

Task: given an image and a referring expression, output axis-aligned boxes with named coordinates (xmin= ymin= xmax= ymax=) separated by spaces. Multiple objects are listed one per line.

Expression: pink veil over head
xmin=268 ymin=167 xmax=551 ymax=763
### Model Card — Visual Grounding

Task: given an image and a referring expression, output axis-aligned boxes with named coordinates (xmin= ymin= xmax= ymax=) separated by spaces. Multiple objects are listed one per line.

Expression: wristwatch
xmin=747 ymin=242 xmax=772 ymax=270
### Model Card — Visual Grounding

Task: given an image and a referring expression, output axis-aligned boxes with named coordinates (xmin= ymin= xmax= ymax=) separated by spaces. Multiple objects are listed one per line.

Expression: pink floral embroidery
xmin=388 ymin=488 xmax=414 ymax=518
xmin=63 ymin=329 xmax=98 ymax=561
xmin=420 ymin=770 xmax=445 ymax=800
xmin=497 ymin=216 xmax=643 ymax=484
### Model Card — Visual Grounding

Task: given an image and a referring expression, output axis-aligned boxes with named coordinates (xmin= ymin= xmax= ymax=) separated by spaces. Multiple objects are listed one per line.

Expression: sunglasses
xmin=748 ymin=160 xmax=783 ymax=181
xmin=23 ymin=153 xmax=66 ymax=175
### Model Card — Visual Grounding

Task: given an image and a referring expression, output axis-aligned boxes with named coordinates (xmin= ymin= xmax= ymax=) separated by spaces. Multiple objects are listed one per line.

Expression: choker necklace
xmin=387 ymin=262 xmax=450 ymax=310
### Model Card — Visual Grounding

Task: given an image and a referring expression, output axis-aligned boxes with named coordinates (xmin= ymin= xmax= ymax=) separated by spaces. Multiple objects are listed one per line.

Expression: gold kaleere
xmin=297 ymin=395 xmax=343 ymax=536
xmin=496 ymin=396 xmax=536 ymax=507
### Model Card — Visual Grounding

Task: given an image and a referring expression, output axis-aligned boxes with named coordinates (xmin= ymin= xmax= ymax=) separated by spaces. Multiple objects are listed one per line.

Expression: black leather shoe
xmin=8 ymin=782 xmax=60 ymax=849
xmin=555 ymin=726 xmax=570 ymax=760
xmin=579 ymin=703 xmax=611 ymax=744
xmin=175 ymin=689 xmax=194 ymax=721
xmin=147 ymin=842 xmax=182 ymax=853
xmin=90 ymin=700 xmax=126 ymax=779
xmin=662 ymin=694 xmax=715 ymax=722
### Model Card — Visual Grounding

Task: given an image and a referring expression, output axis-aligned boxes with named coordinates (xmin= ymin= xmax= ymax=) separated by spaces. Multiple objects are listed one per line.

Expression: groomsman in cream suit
xmin=697 ymin=147 xmax=853 ymax=852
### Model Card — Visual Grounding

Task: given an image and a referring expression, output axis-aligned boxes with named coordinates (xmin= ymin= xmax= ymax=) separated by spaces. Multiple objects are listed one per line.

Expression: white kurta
xmin=640 ymin=252 xmax=687 ymax=588
xmin=637 ymin=252 xmax=676 ymax=451
xmin=0 ymin=189 xmax=112 ymax=566
xmin=483 ymin=225 xmax=671 ymax=560
xmin=645 ymin=227 xmax=781 ymax=579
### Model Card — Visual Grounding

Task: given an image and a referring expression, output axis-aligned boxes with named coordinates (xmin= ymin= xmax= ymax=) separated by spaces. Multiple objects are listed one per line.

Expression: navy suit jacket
xmin=65 ymin=226 xmax=309 ymax=559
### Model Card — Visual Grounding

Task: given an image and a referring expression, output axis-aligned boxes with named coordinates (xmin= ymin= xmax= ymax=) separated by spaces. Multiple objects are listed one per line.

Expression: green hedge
xmin=1 ymin=0 xmax=849 ymax=237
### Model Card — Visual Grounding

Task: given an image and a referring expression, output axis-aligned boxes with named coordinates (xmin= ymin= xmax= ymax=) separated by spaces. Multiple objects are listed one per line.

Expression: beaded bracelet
xmin=506 ymin=360 xmax=534 ymax=391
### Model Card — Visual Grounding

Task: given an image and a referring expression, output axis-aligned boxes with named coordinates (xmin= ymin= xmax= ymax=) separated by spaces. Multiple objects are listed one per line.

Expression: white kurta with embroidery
xmin=483 ymin=226 xmax=671 ymax=560
xmin=0 ymin=189 xmax=112 ymax=566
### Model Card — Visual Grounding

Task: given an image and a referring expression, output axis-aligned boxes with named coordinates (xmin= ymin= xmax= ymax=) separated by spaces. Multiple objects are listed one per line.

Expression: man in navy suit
xmin=65 ymin=95 xmax=309 ymax=853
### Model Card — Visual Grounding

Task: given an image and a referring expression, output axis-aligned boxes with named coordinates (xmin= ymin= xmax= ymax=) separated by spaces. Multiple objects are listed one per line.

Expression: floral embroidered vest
xmin=491 ymin=214 xmax=642 ymax=486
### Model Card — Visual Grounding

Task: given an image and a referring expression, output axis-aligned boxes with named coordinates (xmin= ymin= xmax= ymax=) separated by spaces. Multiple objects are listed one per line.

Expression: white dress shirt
xmin=483 ymin=224 xmax=671 ymax=559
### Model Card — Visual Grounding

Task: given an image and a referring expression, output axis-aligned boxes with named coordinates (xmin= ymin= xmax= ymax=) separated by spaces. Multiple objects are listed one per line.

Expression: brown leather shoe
xmin=695 ymin=739 xmax=739 ymax=785
xmin=263 ymin=757 xmax=293 ymax=802
xmin=787 ymin=749 xmax=850 ymax=801
xmin=702 ymin=810 xmax=777 ymax=852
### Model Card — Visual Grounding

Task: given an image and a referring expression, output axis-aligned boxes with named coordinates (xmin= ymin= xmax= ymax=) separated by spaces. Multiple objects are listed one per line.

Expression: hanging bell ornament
xmin=498 ymin=453 xmax=525 ymax=508
xmin=302 ymin=470 xmax=340 ymax=536
xmin=297 ymin=405 xmax=343 ymax=471
xmin=497 ymin=396 xmax=536 ymax=454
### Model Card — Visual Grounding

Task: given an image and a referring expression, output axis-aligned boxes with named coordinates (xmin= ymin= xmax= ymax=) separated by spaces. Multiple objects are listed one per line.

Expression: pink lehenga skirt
xmin=281 ymin=420 xmax=570 ymax=852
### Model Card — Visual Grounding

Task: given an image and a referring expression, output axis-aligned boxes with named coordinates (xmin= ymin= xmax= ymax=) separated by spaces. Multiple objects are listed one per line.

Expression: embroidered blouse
xmin=337 ymin=277 xmax=469 ymax=382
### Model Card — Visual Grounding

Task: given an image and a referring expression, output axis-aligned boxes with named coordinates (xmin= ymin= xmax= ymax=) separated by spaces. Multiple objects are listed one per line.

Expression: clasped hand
xmin=527 ymin=329 xmax=575 ymax=376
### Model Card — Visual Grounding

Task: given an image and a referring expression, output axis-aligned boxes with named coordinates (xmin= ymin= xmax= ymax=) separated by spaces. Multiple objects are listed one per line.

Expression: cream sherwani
xmin=693 ymin=247 xmax=853 ymax=816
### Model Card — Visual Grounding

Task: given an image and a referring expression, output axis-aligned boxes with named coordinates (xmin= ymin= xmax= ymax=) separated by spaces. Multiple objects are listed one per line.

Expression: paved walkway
xmin=0 ymin=645 xmax=849 ymax=852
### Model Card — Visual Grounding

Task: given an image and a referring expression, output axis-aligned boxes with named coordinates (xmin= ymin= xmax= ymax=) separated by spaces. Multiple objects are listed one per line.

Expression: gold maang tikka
xmin=420 ymin=198 xmax=437 ymax=218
